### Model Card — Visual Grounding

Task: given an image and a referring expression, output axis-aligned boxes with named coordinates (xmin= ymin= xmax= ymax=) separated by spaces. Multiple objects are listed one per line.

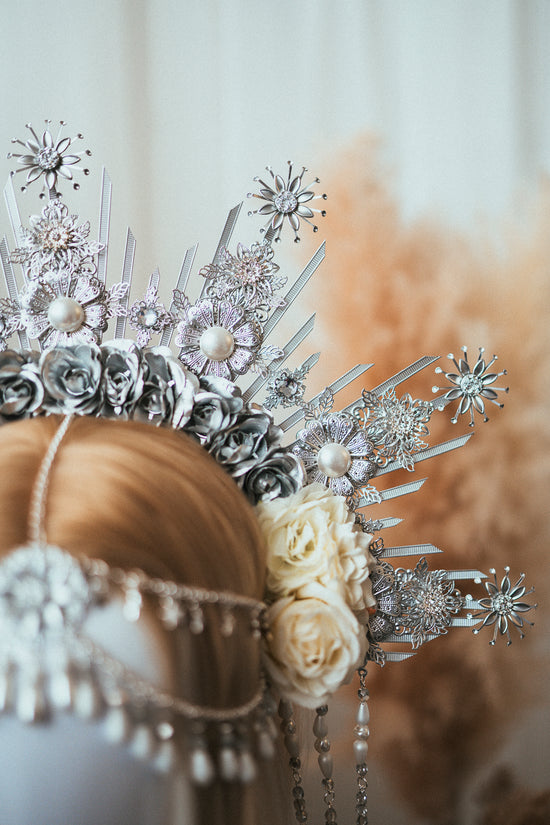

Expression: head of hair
xmin=0 ymin=415 xmax=284 ymax=825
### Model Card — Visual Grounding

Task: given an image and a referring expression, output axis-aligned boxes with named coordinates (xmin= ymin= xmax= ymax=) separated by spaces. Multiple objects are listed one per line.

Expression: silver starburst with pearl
xmin=293 ymin=412 xmax=376 ymax=498
xmin=19 ymin=272 xmax=128 ymax=347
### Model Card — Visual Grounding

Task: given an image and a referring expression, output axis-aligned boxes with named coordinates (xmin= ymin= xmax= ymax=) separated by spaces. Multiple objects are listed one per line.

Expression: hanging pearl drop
xmin=317 ymin=442 xmax=352 ymax=478
xmin=73 ymin=678 xmax=101 ymax=720
xmin=130 ymin=724 xmax=156 ymax=761
xmin=239 ymin=749 xmax=257 ymax=783
xmin=199 ymin=326 xmax=235 ymax=361
xmin=47 ymin=296 xmax=85 ymax=332
xmin=190 ymin=745 xmax=215 ymax=786
xmin=103 ymin=707 xmax=131 ymax=744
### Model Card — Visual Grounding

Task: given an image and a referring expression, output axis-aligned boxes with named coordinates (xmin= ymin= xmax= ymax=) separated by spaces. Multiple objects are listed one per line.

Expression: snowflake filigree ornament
xmin=7 ymin=121 xmax=91 ymax=194
xmin=0 ymin=298 xmax=24 ymax=351
xmin=293 ymin=412 xmax=376 ymax=498
xmin=10 ymin=200 xmax=104 ymax=279
xmin=263 ymin=362 xmax=312 ymax=411
xmin=433 ymin=346 xmax=508 ymax=427
xmin=357 ymin=389 xmax=433 ymax=472
xmin=366 ymin=562 xmax=403 ymax=664
xmin=247 ymin=162 xmax=327 ymax=242
xmin=397 ymin=558 xmax=463 ymax=649
xmin=19 ymin=272 xmax=128 ymax=347
xmin=128 ymin=276 xmax=176 ymax=347
xmin=200 ymin=243 xmax=287 ymax=320
xmin=468 ymin=567 xmax=536 ymax=645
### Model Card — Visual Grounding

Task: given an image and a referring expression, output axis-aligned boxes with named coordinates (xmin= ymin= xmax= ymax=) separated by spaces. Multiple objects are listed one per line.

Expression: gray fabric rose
xmin=184 ymin=375 xmax=244 ymax=443
xmin=242 ymin=449 xmax=305 ymax=504
xmin=40 ymin=345 xmax=103 ymax=414
xmin=208 ymin=409 xmax=282 ymax=480
xmin=135 ymin=348 xmax=199 ymax=427
xmin=100 ymin=340 xmax=144 ymax=418
xmin=0 ymin=350 xmax=44 ymax=420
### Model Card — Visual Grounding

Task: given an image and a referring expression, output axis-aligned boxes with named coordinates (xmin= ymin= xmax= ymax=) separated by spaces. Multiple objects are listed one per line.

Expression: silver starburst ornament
xmin=7 ymin=121 xmax=91 ymax=194
xmin=247 ymin=162 xmax=327 ymax=242
xmin=432 ymin=346 xmax=508 ymax=427
xmin=468 ymin=567 xmax=536 ymax=645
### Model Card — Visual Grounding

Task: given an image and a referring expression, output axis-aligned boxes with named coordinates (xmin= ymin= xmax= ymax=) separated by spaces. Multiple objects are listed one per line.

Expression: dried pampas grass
xmin=301 ymin=136 xmax=550 ymax=823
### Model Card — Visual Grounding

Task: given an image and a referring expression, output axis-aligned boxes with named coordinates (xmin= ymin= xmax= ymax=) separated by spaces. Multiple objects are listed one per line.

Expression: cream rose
xmin=262 ymin=582 xmax=366 ymax=708
xmin=257 ymin=483 xmax=376 ymax=612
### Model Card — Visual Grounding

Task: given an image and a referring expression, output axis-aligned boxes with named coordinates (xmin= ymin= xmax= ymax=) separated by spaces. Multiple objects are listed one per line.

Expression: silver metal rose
xmin=135 ymin=348 xmax=199 ymax=428
xmin=0 ymin=350 xmax=44 ymax=420
xmin=40 ymin=344 xmax=103 ymax=414
xmin=208 ymin=409 xmax=282 ymax=480
xmin=184 ymin=375 xmax=244 ymax=444
xmin=100 ymin=340 xmax=144 ymax=418
xmin=242 ymin=450 xmax=305 ymax=504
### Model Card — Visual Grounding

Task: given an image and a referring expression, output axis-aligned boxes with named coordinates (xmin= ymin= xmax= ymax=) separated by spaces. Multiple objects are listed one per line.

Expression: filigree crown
xmin=0 ymin=121 xmax=536 ymax=805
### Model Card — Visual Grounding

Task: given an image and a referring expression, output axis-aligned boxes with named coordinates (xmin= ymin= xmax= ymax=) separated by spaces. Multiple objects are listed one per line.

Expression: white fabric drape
xmin=0 ymin=0 xmax=548 ymax=289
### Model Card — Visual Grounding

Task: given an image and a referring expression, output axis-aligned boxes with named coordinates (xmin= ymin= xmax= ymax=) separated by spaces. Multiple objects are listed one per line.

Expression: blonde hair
xmin=0 ymin=415 xmax=285 ymax=825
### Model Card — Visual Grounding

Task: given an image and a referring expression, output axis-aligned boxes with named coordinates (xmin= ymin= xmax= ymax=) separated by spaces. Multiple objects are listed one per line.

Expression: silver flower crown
xmin=0 ymin=122 xmax=537 ymax=815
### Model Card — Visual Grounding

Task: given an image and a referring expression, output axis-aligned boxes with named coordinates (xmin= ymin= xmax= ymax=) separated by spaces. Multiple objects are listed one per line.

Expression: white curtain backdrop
xmin=1 ymin=0 xmax=549 ymax=287
xmin=0 ymin=2 xmax=548 ymax=823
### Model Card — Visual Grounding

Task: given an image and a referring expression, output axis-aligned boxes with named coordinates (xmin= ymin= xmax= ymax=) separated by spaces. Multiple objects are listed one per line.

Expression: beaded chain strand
xmin=354 ymin=667 xmax=370 ymax=825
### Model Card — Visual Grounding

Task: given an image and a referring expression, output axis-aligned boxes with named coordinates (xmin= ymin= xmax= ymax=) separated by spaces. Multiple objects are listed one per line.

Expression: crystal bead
xmin=314 ymin=736 xmax=331 ymax=753
xmin=353 ymin=724 xmax=370 ymax=740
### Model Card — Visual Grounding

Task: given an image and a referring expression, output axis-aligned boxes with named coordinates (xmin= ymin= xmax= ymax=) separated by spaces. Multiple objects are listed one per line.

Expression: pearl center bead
xmin=199 ymin=326 xmax=235 ymax=361
xmin=47 ymin=297 xmax=85 ymax=333
xmin=317 ymin=442 xmax=352 ymax=478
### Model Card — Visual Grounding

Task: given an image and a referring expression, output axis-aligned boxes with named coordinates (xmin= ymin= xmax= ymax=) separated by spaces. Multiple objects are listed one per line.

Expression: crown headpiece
xmin=0 ymin=121 xmax=537 ymax=819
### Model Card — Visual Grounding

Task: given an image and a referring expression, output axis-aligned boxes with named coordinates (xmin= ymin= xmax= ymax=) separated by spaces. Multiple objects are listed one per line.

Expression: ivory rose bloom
xmin=263 ymin=582 xmax=365 ymax=708
xmin=256 ymin=482 xmax=376 ymax=612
